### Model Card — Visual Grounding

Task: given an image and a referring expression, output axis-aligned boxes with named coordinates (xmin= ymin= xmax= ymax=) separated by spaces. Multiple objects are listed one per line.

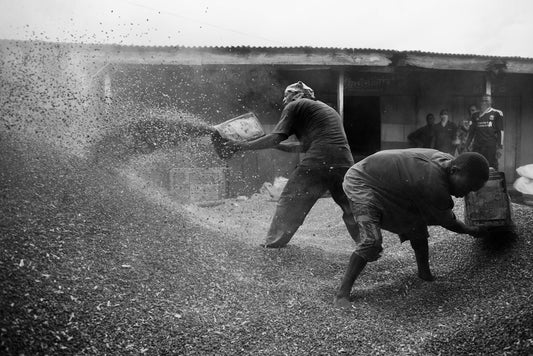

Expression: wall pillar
xmin=337 ymin=71 xmax=344 ymax=121
xmin=484 ymin=74 xmax=492 ymax=96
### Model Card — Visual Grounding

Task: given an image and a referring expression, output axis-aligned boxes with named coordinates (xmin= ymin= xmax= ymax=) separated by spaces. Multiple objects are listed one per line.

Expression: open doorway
xmin=343 ymin=96 xmax=381 ymax=162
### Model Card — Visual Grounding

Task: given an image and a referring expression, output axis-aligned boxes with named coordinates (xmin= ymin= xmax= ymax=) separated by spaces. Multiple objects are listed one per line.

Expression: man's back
xmin=343 ymin=149 xmax=454 ymax=233
xmin=273 ymin=98 xmax=353 ymax=167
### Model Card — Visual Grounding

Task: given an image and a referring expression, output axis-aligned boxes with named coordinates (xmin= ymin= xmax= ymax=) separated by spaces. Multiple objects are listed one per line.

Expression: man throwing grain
xmin=227 ymin=81 xmax=359 ymax=248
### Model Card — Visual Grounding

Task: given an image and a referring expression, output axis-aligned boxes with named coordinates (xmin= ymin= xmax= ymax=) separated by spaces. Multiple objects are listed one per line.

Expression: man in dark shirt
xmin=228 ymin=81 xmax=358 ymax=247
xmin=433 ymin=109 xmax=459 ymax=155
xmin=407 ymin=113 xmax=436 ymax=148
xmin=465 ymin=95 xmax=504 ymax=170
xmin=334 ymin=149 xmax=490 ymax=308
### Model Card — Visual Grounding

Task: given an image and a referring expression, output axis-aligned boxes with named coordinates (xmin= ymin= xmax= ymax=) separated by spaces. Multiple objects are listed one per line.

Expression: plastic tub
xmin=465 ymin=170 xmax=514 ymax=231
xmin=211 ymin=112 xmax=265 ymax=159
xmin=213 ymin=112 xmax=265 ymax=142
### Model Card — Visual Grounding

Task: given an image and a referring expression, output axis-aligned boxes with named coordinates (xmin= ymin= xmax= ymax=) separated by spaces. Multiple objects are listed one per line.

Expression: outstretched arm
xmin=440 ymin=218 xmax=486 ymax=238
xmin=237 ymin=133 xmax=288 ymax=151
xmin=276 ymin=141 xmax=304 ymax=153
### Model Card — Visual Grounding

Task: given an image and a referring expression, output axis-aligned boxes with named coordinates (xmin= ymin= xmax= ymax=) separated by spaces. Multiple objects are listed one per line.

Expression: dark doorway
xmin=343 ymin=96 xmax=381 ymax=161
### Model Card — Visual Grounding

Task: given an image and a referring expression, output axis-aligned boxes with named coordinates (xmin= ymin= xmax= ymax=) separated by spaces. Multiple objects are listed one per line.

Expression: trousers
xmin=264 ymin=165 xmax=359 ymax=247
xmin=473 ymin=143 xmax=498 ymax=170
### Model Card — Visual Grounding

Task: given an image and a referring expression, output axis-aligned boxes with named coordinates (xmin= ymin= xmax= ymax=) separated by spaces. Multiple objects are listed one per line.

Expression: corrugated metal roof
xmin=95 ymin=43 xmax=532 ymax=60
xmin=402 ymin=49 xmax=531 ymax=60
xmin=2 ymin=39 xmax=532 ymax=61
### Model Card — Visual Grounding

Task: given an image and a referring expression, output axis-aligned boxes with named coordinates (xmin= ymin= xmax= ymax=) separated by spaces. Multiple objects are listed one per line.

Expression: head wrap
xmin=285 ymin=81 xmax=315 ymax=99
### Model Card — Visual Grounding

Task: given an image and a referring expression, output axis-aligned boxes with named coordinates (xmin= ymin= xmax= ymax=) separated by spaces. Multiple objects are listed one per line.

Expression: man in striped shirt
xmin=465 ymin=95 xmax=504 ymax=170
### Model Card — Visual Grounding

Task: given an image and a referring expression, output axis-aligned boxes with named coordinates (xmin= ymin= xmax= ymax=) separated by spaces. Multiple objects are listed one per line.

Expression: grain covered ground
xmin=1 ymin=134 xmax=533 ymax=356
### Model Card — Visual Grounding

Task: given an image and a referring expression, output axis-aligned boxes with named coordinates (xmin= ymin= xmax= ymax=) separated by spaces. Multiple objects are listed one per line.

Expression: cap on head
xmin=440 ymin=109 xmax=449 ymax=116
xmin=285 ymin=81 xmax=315 ymax=99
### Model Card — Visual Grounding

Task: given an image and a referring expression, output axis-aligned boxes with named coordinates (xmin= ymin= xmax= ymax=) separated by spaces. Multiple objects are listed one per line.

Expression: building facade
xmin=2 ymin=40 xmax=532 ymax=196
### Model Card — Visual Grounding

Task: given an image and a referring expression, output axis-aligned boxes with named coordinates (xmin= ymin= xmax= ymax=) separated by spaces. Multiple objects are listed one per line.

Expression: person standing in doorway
xmin=456 ymin=105 xmax=477 ymax=154
xmin=222 ymin=81 xmax=359 ymax=248
xmin=433 ymin=109 xmax=459 ymax=155
xmin=465 ymin=95 xmax=504 ymax=170
xmin=407 ymin=113 xmax=436 ymax=148
xmin=468 ymin=104 xmax=480 ymax=121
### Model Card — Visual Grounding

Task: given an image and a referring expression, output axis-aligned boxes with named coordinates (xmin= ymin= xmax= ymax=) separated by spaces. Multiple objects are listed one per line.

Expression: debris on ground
xmin=2 ymin=134 xmax=532 ymax=355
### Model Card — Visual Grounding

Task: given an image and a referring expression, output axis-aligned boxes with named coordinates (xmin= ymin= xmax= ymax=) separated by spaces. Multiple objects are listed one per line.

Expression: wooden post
xmin=337 ymin=71 xmax=344 ymax=121
xmin=484 ymin=74 xmax=492 ymax=96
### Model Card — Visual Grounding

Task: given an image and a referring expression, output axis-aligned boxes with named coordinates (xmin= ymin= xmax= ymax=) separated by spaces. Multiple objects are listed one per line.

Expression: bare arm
xmin=440 ymin=219 xmax=485 ymax=238
xmin=276 ymin=141 xmax=304 ymax=153
xmin=238 ymin=133 xmax=287 ymax=151
xmin=495 ymin=112 xmax=504 ymax=148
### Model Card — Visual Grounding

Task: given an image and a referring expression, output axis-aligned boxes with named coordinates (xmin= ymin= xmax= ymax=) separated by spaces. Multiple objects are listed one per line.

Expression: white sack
xmin=260 ymin=176 xmax=288 ymax=201
xmin=513 ymin=176 xmax=533 ymax=195
xmin=516 ymin=164 xmax=533 ymax=179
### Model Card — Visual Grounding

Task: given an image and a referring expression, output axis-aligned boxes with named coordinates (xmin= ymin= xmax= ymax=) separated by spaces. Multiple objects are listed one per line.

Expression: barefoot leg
xmin=410 ymin=237 xmax=435 ymax=281
xmin=334 ymin=253 xmax=367 ymax=308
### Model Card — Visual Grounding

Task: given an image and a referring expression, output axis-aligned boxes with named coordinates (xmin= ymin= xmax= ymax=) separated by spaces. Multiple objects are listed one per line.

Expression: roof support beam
xmin=485 ymin=75 xmax=492 ymax=96
xmin=337 ymin=71 xmax=344 ymax=121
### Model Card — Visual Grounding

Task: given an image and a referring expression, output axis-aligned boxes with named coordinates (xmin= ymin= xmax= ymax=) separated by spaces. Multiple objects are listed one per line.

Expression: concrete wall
xmin=3 ymin=40 xmax=531 ymax=195
xmin=104 ymin=64 xmax=533 ymax=194
xmin=518 ymin=77 xmax=533 ymax=169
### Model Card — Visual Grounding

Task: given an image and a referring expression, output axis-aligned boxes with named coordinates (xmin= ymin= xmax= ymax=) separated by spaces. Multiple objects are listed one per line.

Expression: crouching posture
xmin=334 ymin=149 xmax=489 ymax=308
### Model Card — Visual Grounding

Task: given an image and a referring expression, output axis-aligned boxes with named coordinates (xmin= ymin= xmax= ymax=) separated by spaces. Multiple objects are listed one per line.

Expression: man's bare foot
xmin=418 ymin=271 xmax=435 ymax=281
xmin=333 ymin=296 xmax=353 ymax=309
xmin=261 ymin=243 xmax=287 ymax=248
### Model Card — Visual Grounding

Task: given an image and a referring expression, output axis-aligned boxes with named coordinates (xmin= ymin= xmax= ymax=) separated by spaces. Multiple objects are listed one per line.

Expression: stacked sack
xmin=513 ymin=164 xmax=533 ymax=205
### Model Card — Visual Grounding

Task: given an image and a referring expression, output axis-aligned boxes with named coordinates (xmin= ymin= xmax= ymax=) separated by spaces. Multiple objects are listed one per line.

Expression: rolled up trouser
xmin=345 ymin=193 xmax=431 ymax=262
xmin=328 ymin=171 xmax=360 ymax=244
xmin=349 ymin=201 xmax=384 ymax=262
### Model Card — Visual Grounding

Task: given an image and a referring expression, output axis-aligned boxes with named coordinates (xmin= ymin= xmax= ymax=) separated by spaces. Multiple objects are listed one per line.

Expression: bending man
xmin=335 ymin=149 xmax=489 ymax=308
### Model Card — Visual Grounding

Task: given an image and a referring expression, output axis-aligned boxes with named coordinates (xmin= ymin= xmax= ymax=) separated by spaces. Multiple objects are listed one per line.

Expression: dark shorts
xmin=344 ymin=179 xmax=429 ymax=262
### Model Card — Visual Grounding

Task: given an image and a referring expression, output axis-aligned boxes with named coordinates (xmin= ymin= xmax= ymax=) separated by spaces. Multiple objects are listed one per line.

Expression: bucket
xmin=211 ymin=112 xmax=265 ymax=159
xmin=213 ymin=112 xmax=265 ymax=142
xmin=464 ymin=170 xmax=514 ymax=231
